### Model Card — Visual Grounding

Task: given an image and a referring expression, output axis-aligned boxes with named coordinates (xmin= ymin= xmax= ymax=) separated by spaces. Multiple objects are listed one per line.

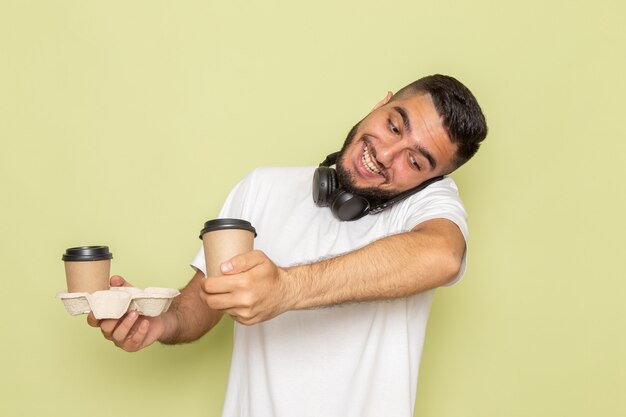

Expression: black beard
xmin=335 ymin=122 xmax=398 ymax=203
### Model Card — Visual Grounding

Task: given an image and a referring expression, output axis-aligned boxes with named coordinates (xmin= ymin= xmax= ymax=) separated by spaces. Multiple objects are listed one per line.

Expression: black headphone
xmin=312 ymin=152 xmax=444 ymax=221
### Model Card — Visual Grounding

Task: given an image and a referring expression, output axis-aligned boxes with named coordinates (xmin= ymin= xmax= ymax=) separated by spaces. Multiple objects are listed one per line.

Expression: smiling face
xmin=336 ymin=92 xmax=458 ymax=201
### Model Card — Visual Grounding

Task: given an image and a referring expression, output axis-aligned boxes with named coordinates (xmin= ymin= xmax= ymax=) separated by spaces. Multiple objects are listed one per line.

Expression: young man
xmin=89 ymin=74 xmax=488 ymax=417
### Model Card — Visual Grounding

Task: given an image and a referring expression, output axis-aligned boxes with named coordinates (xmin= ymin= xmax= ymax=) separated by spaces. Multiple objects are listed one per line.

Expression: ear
xmin=371 ymin=91 xmax=393 ymax=111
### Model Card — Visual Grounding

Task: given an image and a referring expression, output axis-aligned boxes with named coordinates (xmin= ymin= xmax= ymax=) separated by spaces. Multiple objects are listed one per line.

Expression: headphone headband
xmin=319 ymin=151 xmax=341 ymax=167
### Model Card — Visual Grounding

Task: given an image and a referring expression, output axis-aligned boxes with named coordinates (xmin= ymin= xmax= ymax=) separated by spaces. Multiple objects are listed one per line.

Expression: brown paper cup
xmin=62 ymin=246 xmax=113 ymax=293
xmin=199 ymin=219 xmax=256 ymax=277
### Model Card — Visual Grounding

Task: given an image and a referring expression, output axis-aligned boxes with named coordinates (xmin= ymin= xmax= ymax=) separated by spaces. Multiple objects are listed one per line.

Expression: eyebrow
xmin=394 ymin=106 xmax=411 ymax=132
xmin=393 ymin=106 xmax=437 ymax=170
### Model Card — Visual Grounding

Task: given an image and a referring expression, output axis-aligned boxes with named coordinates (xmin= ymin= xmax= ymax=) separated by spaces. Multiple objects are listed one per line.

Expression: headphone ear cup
xmin=313 ymin=165 xmax=370 ymax=220
xmin=330 ymin=190 xmax=370 ymax=221
xmin=312 ymin=167 xmax=338 ymax=207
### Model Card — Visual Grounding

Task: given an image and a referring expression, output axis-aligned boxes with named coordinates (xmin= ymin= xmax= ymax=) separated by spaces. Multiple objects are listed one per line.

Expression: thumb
xmin=220 ymin=251 xmax=261 ymax=275
xmin=110 ymin=275 xmax=132 ymax=287
xmin=220 ymin=258 xmax=237 ymax=275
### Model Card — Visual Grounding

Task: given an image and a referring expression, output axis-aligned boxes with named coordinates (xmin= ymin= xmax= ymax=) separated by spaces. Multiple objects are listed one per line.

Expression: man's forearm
xmin=197 ymin=218 xmax=466 ymax=325
xmin=286 ymin=218 xmax=466 ymax=310
xmin=159 ymin=270 xmax=223 ymax=344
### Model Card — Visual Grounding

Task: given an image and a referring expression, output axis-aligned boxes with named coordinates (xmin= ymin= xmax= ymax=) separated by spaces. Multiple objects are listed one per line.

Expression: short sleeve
xmin=396 ymin=177 xmax=469 ymax=286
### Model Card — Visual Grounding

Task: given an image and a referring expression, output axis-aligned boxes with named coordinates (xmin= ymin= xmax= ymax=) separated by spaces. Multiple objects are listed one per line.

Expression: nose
xmin=375 ymin=140 xmax=404 ymax=168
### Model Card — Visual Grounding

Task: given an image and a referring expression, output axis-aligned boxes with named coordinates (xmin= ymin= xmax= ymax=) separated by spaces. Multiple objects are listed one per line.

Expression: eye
xmin=388 ymin=119 xmax=400 ymax=135
xmin=409 ymin=154 xmax=421 ymax=171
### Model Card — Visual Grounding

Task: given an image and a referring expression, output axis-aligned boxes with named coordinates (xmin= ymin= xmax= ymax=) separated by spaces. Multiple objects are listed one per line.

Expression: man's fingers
xmin=88 ymin=306 xmax=154 ymax=352
xmin=221 ymin=250 xmax=265 ymax=275
xmin=200 ymin=290 xmax=241 ymax=311
xmin=201 ymin=274 xmax=241 ymax=294
xmin=229 ymin=310 xmax=261 ymax=326
xmin=110 ymin=275 xmax=131 ymax=287
xmin=124 ymin=318 xmax=150 ymax=349
xmin=111 ymin=311 xmax=140 ymax=343
xmin=99 ymin=318 xmax=122 ymax=340
xmin=86 ymin=312 xmax=100 ymax=328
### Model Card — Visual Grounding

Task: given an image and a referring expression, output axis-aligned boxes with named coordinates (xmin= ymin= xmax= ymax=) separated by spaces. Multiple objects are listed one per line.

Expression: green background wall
xmin=1 ymin=1 xmax=624 ymax=416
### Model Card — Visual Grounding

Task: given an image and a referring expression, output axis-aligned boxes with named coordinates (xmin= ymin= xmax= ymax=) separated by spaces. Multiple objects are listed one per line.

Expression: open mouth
xmin=361 ymin=143 xmax=383 ymax=176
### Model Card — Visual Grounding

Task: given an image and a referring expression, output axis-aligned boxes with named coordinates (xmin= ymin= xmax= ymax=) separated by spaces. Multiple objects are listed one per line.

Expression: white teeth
xmin=362 ymin=145 xmax=381 ymax=175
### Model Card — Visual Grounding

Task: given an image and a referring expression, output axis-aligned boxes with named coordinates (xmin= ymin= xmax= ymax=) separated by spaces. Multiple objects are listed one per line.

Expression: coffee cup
xmin=199 ymin=219 xmax=256 ymax=277
xmin=62 ymin=246 xmax=113 ymax=293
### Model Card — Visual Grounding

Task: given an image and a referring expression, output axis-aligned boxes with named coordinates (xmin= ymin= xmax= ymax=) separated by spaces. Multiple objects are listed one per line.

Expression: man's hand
xmin=199 ymin=250 xmax=293 ymax=325
xmin=87 ymin=275 xmax=165 ymax=352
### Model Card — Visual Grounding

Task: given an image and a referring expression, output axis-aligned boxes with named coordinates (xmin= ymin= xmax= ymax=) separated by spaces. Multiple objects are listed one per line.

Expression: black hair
xmin=392 ymin=74 xmax=488 ymax=170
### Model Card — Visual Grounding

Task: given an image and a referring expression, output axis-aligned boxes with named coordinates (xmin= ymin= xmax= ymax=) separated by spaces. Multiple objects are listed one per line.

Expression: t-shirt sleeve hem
xmin=406 ymin=213 xmax=469 ymax=287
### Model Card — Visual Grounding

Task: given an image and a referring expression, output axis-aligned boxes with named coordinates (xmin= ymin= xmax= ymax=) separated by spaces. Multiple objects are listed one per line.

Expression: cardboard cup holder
xmin=56 ymin=287 xmax=180 ymax=319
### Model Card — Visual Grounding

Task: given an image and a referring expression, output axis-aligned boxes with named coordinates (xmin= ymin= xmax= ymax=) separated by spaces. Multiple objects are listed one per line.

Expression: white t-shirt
xmin=192 ymin=166 xmax=468 ymax=417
